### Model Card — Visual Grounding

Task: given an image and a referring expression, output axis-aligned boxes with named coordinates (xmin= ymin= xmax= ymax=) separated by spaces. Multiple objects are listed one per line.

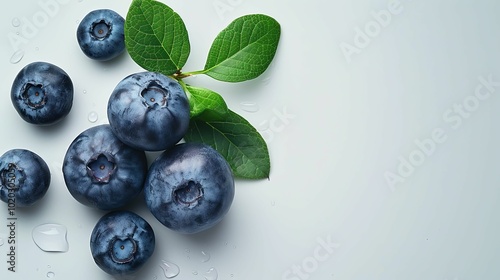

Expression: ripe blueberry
xmin=77 ymin=9 xmax=125 ymax=61
xmin=62 ymin=124 xmax=148 ymax=210
xmin=107 ymin=72 xmax=190 ymax=151
xmin=144 ymin=143 xmax=235 ymax=234
xmin=11 ymin=61 xmax=73 ymax=125
xmin=90 ymin=210 xmax=155 ymax=276
xmin=0 ymin=149 xmax=50 ymax=207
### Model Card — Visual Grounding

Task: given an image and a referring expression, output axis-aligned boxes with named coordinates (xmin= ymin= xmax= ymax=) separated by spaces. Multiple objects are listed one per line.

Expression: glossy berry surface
xmin=107 ymin=71 xmax=190 ymax=151
xmin=11 ymin=61 xmax=73 ymax=125
xmin=90 ymin=210 xmax=155 ymax=276
xmin=62 ymin=124 xmax=148 ymax=210
xmin=144 ymin=143 xmax=235 ymax=234
xmin=77 ymin=9 xmax=125 ymax=61
xmin=0 ymin=149 xmax=50 ymax=207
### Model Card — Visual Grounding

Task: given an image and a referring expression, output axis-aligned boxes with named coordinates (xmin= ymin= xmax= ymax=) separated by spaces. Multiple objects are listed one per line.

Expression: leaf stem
xmin=181 ymin=69 xmax=208 ymax=77
xmin=177 ymin=79 xmax=191 ymax=99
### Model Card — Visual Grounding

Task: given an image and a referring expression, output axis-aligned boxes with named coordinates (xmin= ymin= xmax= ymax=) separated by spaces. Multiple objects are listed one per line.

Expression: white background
xmin=1 ymin=0 xmax=500 ymax=279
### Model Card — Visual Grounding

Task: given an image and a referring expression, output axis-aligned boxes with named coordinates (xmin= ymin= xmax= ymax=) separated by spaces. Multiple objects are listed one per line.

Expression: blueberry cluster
xmin=1 ymin=8 xmax=235 ymax=276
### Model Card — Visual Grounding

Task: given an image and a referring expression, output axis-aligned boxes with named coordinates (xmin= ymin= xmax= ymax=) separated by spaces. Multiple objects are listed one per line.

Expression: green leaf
xmin=203 ymin=14 xmax=281 ymax=82
xmin=185 ymin=85 xmax=229 ymax=120
xmin=125 ymin=0 xmax=190 ymax=75
xmin=184 ymin=110 xmax=270 ymax=179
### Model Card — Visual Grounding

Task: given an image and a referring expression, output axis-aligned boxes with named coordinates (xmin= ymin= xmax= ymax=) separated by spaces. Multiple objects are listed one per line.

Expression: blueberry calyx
xmin=22 ymin=83 xmax=47 ymax=109
xmin=110 ymin=236 xmax=137 ymax=264
xmin=86 ymin=153 xmax=116 ymax=183
xmin=0 ymin=163 xmax=26 ymax=191
xmin=91 ymin=20 xmax=111 ymax=40
xmin=174 ymin=181 xmax=204 ymax=209
xmin=141 ymin=81 xmax=169 ymax=108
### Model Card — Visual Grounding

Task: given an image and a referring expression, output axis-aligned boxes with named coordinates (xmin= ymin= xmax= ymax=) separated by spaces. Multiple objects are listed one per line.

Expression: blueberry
xmin=77 ymin=9 xmax=125 ymax=61
xmin=11 ymin=61 xmax=73 ymax=125
xmin=0 ymin=149 xmax=50 ymax=207
xmin=62 ymin=124 xmax=148 ymax=210
xmin=107 ymin=72 xmax=190 ymax=151
xmin=144 ymin=143 xmax=235 ymax=234
xmin=90 ymin=210 xmax=155 ymax=276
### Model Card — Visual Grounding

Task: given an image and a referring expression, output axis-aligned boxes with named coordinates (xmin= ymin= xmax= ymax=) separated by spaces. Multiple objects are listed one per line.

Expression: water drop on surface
xmin=261 ymin=77 xmax=272 ymax=86
xmin=192 ymin=271 xmax=199 ymax=275
xmin=12 ymin=17 xmax=21 ymax=27
xmin=203 ymin=267 xmax=218 ymax=280
xmin=32 ymin=224 xmax=69 ymax=252
xmin=199 ymin=250 xmax=210 ymax=263
xmin=159 ymin=260 xmax=180 ymax=278
xmin=47 ymin=271 xmax=55 ymax=278
xmin=239 ymin=102 xmax=260 ymax=113
xmin=10 ymin=49 xmax=24 ymax=64
xmin=88 ymin=111 xmax=98 ymax=123
xmin=0 ymin=238 xmax=4 ymax=246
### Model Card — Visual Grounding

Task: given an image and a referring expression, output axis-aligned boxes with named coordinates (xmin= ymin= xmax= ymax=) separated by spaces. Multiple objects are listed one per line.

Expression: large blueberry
xmin=107 ymin=72 xmax=190 ymax=151
xmin=62 ymin=124 xmax=148 ymax=210
xmin=0 ymin=149 xmax=50 ymax=207
xmin=77 ymin=9 xmax=125 ymax=61
xmin=144 ymin=143 xmax=235 ymax=234
xmin=11 ymin=61 xmax=73 ymax=125
xmin=90 ymin=210 xmax=155 ymax=276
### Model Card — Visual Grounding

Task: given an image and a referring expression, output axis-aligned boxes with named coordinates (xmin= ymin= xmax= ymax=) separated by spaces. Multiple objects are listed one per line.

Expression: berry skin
xmin=144 ymin=143 xmax=235 ymax=234
xmin=90 ymin=210 xmax=155 ymax=276
xmin=11 ymin=61 xmax=73 ymax=125
xmin=62 ymin=124 xmax=148 ymax=210
xmin=107 ymin=71 xmax=190 ymax=151
xmin=77 ymin=9 xmax=125 ymax=61
xmin=0 ymin=149 xmax=50 ymax=207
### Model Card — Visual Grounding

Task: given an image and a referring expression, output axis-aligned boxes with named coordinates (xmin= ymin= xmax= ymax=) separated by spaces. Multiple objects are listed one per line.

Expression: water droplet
xmin=47 ymin=271 xmax=55 ymax=278
xmin=230 ymin=274 xmax=234 ymax=278
xmin=12 ymin=18 xmax=21 ymax=27
xmin=10 ymin=49 xmax=24 ymax=64
xmin=185 ymin=248 xmax=190 ymax=253
xmin=261 ymin=76 xmax=272 ymax=86
xmin=88 ymin=111 xmax=98 ymax=123
xmin=35 ymin=47 xmax=40 ymax=51
xmin=239 ymin=101 xmax=260 ymax=113
xmin=152 ymin=275 xmax=158 ymax=280
xmin=160 ymin=260 xmax=180 ymax=278
xmin=200 ymin=250 xmax=210 ymax=263
xmin=0 ymin=238 xmax=4 ymax=246
xmin=32 ymin=224 xmax=69 ymax=252
xmin=271 ymin=200 xmax=276 ymax=207
xmin=258 ymin=120 xmax=270 ymax=131
xmin=203 ymin=267 xmax=218 ymax=280
xmin=192 ymin=271 xmax=199 ymax=275
xmin=83 ymin=89 xmax=87 ymax=94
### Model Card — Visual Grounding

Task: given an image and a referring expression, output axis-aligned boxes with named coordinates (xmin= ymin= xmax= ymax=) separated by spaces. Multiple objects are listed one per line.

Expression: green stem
xmin=178 ymin=79 xmax=191 ymax=100
xmin=182 ymin=69 xmax=208 ymax=77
